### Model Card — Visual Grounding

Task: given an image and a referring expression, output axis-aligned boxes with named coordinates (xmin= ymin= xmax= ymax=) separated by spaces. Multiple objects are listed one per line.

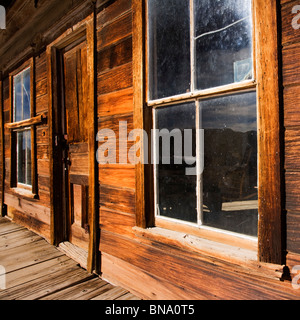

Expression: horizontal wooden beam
xmin=5 ymin=113 xmax=47 ymax=130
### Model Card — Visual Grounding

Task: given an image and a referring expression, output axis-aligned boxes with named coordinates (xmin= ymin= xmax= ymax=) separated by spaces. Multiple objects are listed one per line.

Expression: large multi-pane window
xmin=148 ymin=0 xmax=258 ymax=237
xmin=13 ymin=68 xmax=32 ymax=186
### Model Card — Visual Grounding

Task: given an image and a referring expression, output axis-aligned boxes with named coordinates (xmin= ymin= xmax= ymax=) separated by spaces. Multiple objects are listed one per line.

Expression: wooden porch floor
xmin=0 ymin=218 xmax=140 ymax=300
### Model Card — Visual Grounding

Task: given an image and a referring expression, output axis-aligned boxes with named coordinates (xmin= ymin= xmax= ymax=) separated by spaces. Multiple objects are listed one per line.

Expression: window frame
xmin=148 ymin=0 xmax=258 ymax=240
xmin=133 ymin=0 xmax=283 ymax=264
xmin=7 ymin=58 xmax=39 ymax=198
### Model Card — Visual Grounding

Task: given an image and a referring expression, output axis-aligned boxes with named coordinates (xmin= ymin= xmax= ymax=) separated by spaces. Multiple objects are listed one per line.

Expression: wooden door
xmin=62 ymin=40 xmax=90 ymax=251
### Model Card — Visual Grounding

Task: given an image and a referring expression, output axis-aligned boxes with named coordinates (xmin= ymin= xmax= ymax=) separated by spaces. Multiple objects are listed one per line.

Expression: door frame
xmin=47 ymin=13 xmax=98 ymax=273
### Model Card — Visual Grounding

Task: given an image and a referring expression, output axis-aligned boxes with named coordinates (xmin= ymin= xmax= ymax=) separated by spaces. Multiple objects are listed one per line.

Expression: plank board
xmin=0 ymin=218 xmax=140 ymax=300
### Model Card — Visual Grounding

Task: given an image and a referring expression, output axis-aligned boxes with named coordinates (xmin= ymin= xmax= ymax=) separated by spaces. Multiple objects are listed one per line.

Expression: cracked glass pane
xmin=194 ymin=0 xmax=253 ymax=90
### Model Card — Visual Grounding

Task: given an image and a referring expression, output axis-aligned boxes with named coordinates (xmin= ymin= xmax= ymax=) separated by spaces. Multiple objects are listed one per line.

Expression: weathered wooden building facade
xmin=0 ymin=0 xmax=300 ymax=299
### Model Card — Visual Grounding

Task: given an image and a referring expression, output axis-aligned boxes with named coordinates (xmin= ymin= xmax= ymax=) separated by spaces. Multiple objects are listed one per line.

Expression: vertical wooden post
xmin=48 ymin=46 xmax=65 ymax=246
xmin=0 ymin=72 xmax=4 ymax=217
xmin=133 ymin=0 xmax=154 ymax=228
xmin=255 ymin=0 xmax=284 ymax=264
xmin=86 ymin=10 xmax=98 ymax=274
xmin=133 ymin=0 xmax=145 ymax=228
xmin=30 ymin=57 xmax=38 ymax=197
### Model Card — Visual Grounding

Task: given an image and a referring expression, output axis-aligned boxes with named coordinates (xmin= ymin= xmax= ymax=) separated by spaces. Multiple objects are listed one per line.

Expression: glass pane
xmin=201 ymin=92 xmax=258 ymax=236
xmin=22 ymin=69 xmax=31 ymax=120
xmin=148 ymin=0 xmax=191 ymax=100
xmin=14 ymin=74 xmax=22 ymax=122
xmin=25 ymin=130 xmax=32 ymax=186
xmin=17 ymin=130 xmax=32 ymax=186
xmin=194 ymin=0 xmax=253 ymax=90
xmin=155 ymin=103 xmax=197 ymax=223
xmin=17 ymin=131 xmax=25 ymax=184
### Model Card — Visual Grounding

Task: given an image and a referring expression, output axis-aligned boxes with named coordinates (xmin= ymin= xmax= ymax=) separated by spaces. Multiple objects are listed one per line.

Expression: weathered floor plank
xmin=91 ymin=286 xmax=130 ymax=300
xmin=0 ymin=228 xmax=42 ymax=251
xmin=0 ymin=218 xmax=140 ymax=300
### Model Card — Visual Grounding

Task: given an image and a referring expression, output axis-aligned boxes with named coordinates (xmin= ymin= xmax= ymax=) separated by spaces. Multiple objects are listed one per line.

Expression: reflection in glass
xmin=155 ymin=103 xmax=197 ymax=223
xmin=14 ymin=75 xmax=22 ymax=122
xmin=194 ymin=0 xmax=253 ymax=90
xmin=14 ymin=68 xmax=31 ymax=122
xmin=23 ymin=68 xmax=31 ymax=120
xmin=148 ymin=0 xmax=191 ymax=100
xmin=201 ymin=92 xmax=258 ymax=236
xmin=17 ymin=130 xmax=31 ymax=186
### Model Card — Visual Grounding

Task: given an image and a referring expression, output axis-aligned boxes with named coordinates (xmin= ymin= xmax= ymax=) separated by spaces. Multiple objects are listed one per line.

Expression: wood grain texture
xmin=282 ymin=44 xmax=300 ymax=86
xmin=132 ymin=0 xmax=155 ymax=228
xmin=283 ymin=85 xmax=300 ymax=127
xmin=282 ymin=1 xmax=300 ymax=256
xmin=97 ymin=36 xmax=132 ymax=74
xmin=281 ymin=0 xmax=300 ymax=46
xmin=99 ymin=230 xmax=300 ymax=300
xmin=100 ymin=208 xmax=135 ymax=238
xmin=100 ymin=184 xmax=135 ymax=215
xmin=97 ymin=88 xmax=133 ymax=118
xmin=0 ymin=218 xmax=139 ymax=300
xmin=0 ymin=75 xmax=4 ymax=216
xmin=286 ymin=172 xmax=300 ymax=212
xmin=97 ymin=62 xmax=133 ymax=95
xmin=5 ymin=113 xmax=47 ymax=130
xmin=255 ymin=0 xmax=283 ymax=264
xmin=99 ymin=166 xmax=135 ymax=190
xmin=97 ymin=10 xmax=132 ymax=51
xmin=287 ymin=212 xmax=300 ymax=253
xmin=96 ymin=0 xmax=132 ymax=29
xmin=285 ymin=129 xmax=300 ymax=171
xmin=286 ymin=251 xmax=300 ymax=270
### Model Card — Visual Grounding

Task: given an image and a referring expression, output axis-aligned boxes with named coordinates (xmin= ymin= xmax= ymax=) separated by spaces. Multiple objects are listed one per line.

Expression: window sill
xmin=10 ymin=187 xmax=39 ymax=201
xmin=132 ymin=225 xmax=286 ymax=282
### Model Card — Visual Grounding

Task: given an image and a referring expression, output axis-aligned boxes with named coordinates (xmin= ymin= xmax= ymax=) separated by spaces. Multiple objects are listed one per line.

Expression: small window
xmin=13 ymin=68 xmax=32 ymax=187
xmin=148 ymin=0 xmax=258 ymax=237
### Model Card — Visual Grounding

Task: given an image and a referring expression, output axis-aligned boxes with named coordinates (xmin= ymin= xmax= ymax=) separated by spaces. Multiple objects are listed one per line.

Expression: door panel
xmin=63 ymin=40 xmax=90 ymax=250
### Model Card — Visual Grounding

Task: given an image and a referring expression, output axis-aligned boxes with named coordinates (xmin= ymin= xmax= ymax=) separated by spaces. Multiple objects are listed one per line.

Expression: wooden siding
xmin=1 ymin=0 xmax=300 ymax=300
xmin=94 ymin=0 xmax=299 ymax=300
xmin=282 ymin=0 xmax=300 ymax=256
xmin=97 ymin=0 xmax=136 ymax=245
xmin=2 ymin=51 xmax=51 ymax=240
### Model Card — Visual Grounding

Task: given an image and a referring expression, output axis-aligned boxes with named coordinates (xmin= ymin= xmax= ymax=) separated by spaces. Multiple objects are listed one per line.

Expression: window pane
xmin=25 ymin=130 xmax=32 ymax=186
xmin=17 ymin=129 xmax=31 ymax=186
xmin=22 ymin=69 xmax=31 ymax=120
xmin=155 ymin=103 xmax=197 ymax=223
xmin=14 ymin=74 xmax=22 ymax=122
xmin=148 ymin=0 xmax=191 ymax=100
xmin=201 ymin=92 xmax=258 ymax=236
xmin=17 ymin=131 xmax=25 ymax=184
xmin=194 ymin=0 xmax=253 ymax=90
xmin=14 ymin=68 xmax=31 ymax=122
